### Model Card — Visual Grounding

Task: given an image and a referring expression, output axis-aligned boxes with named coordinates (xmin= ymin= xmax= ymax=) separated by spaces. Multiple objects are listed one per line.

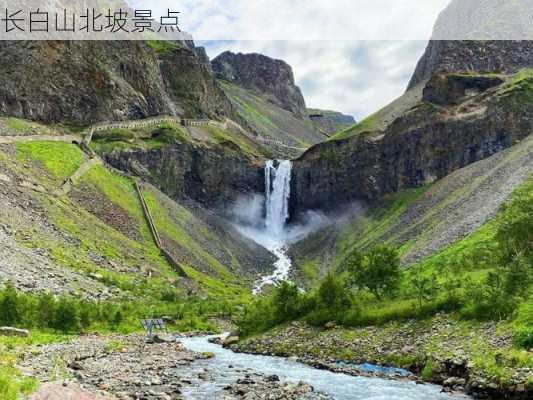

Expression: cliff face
xmin=291 ymin=71 xmax=533 ymax=213
xmin=408 ymin=0 xmax=533 ymax=89
xmin=0 ymin=41 xmax=232 ymax=125
xmin=103 ymin=144 xmax=264 ymax=210
xmin=408 ymin=40 xmax=533 ymax=89
xmin=212 ymin=51 xmax=307 ymax=117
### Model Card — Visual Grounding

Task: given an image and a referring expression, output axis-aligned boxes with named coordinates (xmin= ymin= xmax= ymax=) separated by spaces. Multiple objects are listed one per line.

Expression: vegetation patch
xmin=146 ymin=40 xmax=180 ymax=55
xmin=16 ymin=141 xmax=85 ymax=183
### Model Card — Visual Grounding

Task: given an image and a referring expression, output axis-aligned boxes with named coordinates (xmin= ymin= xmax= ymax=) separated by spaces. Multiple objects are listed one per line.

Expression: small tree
xmin=356 ymin=245 xmax=401 ymax=300
xmin=53 ymin=299 xmax=80 ymax=332
xmin=317 ymin=273 xmax=351 ymax=311
xmin=272 ymin=281 xmax=302 ymax=323
xmin=0 ymin=282 xmax=19 ymax=326
xmin=36 ymin=293 xmax=57 ymax=329
xmin=410 ymin=268 xmax=439 ymax=310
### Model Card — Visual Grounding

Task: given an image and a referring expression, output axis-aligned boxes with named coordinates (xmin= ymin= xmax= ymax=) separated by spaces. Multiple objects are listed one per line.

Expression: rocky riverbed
xmin=229 ymin=317 xmax=532 ymax=400
xmin=19 ymin=333 xmax=330 ymax=400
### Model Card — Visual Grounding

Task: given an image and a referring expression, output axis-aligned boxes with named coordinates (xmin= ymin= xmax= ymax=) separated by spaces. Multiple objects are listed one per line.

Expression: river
xmin=179 ymin=335 xmax=471 ymax=400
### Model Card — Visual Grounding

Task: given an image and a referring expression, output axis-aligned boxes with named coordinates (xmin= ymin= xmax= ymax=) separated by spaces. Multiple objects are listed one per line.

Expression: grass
xmin=219 ymin=81 xmax=278 ymax=131
xmin=146 ymin=40 xmax=180 ymax=55
xmin=142 ymin=188 xmax=244 ymax=287
xmin=5 ymin=118 xmax=34 ymax=132
xmin=334 ymin=186 xmax=430 ymax=268
xmin=0 ymin=332 xmax=70 ymax=400
xmin=301 ymin=259 xmax=320 ymax=283
xmin=329 ymin=112 xmax=380 ymax=141
xmin=206 ymin=125 xmax=261 ymax=156
xmin=16 ymin=141 xmax=85 ymax=183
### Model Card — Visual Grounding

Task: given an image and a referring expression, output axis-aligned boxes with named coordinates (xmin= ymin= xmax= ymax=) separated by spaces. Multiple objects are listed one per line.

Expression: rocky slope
xmin=290 ymin=135 xmax=533 ymax=285
xmin=408 ymin=0 xmax=533 ymax=89
xmin=307 ymin=109 xmax=356 ymax=136
xmin=408 ymin=41 xmax=533 ymax=90
xmin=211 ymin=52 xmax=327 ymax=156
xmin=0 ymin=40 xmax=232 ymax=125
xmin=0 ymin=130 xmax=273 ymax=298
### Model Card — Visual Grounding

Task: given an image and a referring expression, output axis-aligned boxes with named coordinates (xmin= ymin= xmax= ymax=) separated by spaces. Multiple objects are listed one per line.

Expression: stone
xmin=324 ymin=321 xmax=337 ymax=330
xmin=152 ymin=334 xmax=176 ymax=344
xmin=223 ymin=336 xmax=240 ymax=347
xmin=0 ymin=326 xmax=29 ymax=337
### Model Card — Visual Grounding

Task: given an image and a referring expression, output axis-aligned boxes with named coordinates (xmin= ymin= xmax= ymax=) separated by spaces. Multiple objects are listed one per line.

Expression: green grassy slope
xmin=291 ymin=134 xmax=533 ymax=285
xmin=0 ymin=139 xmax=258 ymax=300
xmin=219 ymin=80 xmax=326 ymax=153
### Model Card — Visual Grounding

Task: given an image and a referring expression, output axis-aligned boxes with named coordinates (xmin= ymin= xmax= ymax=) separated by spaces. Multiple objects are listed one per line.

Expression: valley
xmin=0 ymin=2 xmax=532 ymax=399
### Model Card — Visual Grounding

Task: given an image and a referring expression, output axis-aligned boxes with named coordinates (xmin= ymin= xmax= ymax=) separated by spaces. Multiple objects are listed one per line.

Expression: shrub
xmin=93 ymin=128 xmax=134 ymax=142
xmin=348 ymin=245 xmax=401 ymax=300
xmin=151 ymin=124 xmax=187 ymax=144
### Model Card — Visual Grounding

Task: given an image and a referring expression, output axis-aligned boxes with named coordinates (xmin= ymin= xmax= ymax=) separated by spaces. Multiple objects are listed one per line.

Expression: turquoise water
xmin=179 ymin=335 xmax=471 ymax=400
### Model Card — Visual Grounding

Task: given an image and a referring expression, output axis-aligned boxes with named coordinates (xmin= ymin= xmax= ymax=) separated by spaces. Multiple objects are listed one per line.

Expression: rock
xmin=152 ymin=334 xmax=176 ymax=344
xmin=308 ymin=109 xmax=355 ymax=136
xmin=223 ymin=336 xmax=240 ymax=347
xmin=0 ymin=326 xmax=29 ymax=337
xmin=0 ymin=41 xmax=232 ymax=125
xmin=324 ymin=321 xmax=337 ymax=330
xmin=266 ymin=375 xmax=279 ymax=382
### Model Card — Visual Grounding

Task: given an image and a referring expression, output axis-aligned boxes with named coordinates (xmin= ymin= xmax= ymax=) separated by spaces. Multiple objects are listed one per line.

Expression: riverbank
xmin=229 ymin=315 xmax=532 ymax=399
xmin=18 ymin=333 xmax=331 ymax=400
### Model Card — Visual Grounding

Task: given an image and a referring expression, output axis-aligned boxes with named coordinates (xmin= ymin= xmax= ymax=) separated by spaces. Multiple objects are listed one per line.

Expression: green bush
xmin=93 ymin=128 xmax=134 ymax=142
xmin=150 ymin=124 xmax=187 ymax=144
xmin=0 ymin=282 xmax=232 ymax=334
xmin=343 ymin=245 xmax=401 ymax=300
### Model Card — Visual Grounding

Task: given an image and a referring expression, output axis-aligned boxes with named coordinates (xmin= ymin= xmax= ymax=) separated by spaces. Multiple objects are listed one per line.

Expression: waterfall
xmin=233 ymin=159 xmax=327 ymax=294
xmin=264 ymin=160 xmax=292 ymax=237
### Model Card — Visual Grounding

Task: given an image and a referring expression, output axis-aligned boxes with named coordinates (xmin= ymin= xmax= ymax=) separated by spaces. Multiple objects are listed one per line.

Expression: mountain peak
xmin=211 ymin=51 xmax=307 ymax=117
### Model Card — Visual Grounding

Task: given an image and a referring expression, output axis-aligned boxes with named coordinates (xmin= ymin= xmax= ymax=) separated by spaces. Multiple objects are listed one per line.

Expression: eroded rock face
xmin=422 ymin=74 xmax=504 ymax=106
xmin=0 ymin=41 xmax=232 ymax=124
xmin=409 ymin=40 xmax=533 ymax=89
xmin=103 ymin=145 xmax=264 ymax=209
xmin=212 ymin=51 xmax=307 ymax=117
xmin=291 ymin=74 xmax=533 ymax=213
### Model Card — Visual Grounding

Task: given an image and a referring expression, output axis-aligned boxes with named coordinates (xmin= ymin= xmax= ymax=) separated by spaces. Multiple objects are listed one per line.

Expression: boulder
xmin=222 ymin=335 xmax=240 ymax=347
xmin=151 ymin=334 xmax=176 ymax=344
xmin=0 ymin=326 xmax=29 ymax=337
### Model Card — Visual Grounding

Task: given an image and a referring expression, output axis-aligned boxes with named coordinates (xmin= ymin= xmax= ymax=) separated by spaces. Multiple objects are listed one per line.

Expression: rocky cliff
xmin=103 ymin=144 xmax=264 ymax=210
xmin=408 ymin=0 xmax=533 ymax=89
xmin=0 ymin=40 xmax=232 ymax=125
xmin=408 ymin=41 xmax=533 ymax=90
xmin=212 ymin=51 xmax=307 ymax=117
xmin=291 ymin=70 xmax=533 ymax=213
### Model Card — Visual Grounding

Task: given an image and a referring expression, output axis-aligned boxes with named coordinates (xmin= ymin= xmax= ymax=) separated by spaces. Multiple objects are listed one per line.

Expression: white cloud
xmin=202 ymin=40 xmax=427 ymax=120
xmin=126 ymin=1 xmax=438 ymax=119
xmin=128 ymin=0 xmax=450 ymax=40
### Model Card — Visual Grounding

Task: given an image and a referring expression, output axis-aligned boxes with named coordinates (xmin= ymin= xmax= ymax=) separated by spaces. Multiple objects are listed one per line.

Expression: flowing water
xmin=179 ymin=335 xmax=471 ymax=400
xmin=235 ymin=160 xmax=294 ymax=294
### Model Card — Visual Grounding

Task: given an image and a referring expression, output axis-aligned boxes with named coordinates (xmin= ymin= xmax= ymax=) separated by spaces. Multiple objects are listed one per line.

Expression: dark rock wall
xmin=103 ymin=145 xmax=265 ymax=209
xmin=0 ymin=41 xmax=232 ymax=125
xmin=409 ymin=41 xmax=533 ymax=90
xmin=291 ymin=87 xmax=532 ymax=213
